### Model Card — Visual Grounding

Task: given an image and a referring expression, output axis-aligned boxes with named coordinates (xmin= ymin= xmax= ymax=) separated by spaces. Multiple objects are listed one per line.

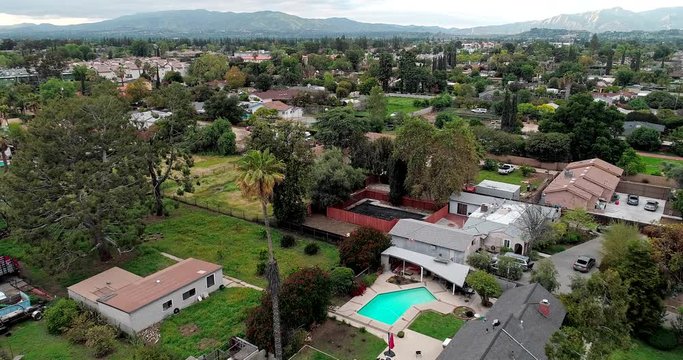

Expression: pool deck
xmin=330 ymin=272 xmax=490 ymax=359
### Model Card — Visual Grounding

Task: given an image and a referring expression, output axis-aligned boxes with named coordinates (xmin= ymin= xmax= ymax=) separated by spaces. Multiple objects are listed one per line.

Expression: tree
xmin=561 ymin=208 xmax=597 ymax=233
xmin=225 ymin=66 xmax=247 ymax=89
xmin=329 ymin=267 xmax=355 ymax=296
xmin=466 ymin=252 xmax=493 ymax=272
xmin=236 ymin=149 xmax=285 ymax=360
xmin=398 ymin=50 xmax=419 ymax=93
xmin=72 ymin=64 xmax=89 ymax=95
xmin=395 ymin=118 xmax=479 ymax=203
xmin=44 ymin=298 xmax=79 ymax=334
xmin=366 ymin=86 xmax=387 ymax=132
xmin=125 ymin=78 xmax=151 ymax=104
xmin=255 ymin=73 xmax=273 ymax=92
xmin=530 ymin=259 xmax=559 ymax=292
xmin=339 ymin=227 xmax=392 ymax=273
xmin=34 ymin=50 xmax=66 ymax=80
xmin=617 ymin=147 xmax=646 ymax=176
xmin=466 ymin=270 xmax=502 ymax=306
xmin=650 ymin=224 xmax=683 ymax=290
xmin=114 ymin=65 xmax=126 ymax=87
xmin=2 ymin=96 xmax=148 ymax=268
xmin=192 ymin=118 xmax=236 ymax=155
xmin=345 ymin=49 xmax=363 ymax=71
xmin=500 ymin=89 xmax=519 ymax=133
xmin=546 ymin=326 xmax=587 ymax=360
xmin=249 ymin=120 xmax=314 ymax=225
xmin=310 ymin=148 xmax=365 ymax=211
xmin=378 ymin=52 xmax=393 ymax=91
xmin=205 ymin=91 xmax=244 ymax=124
xmin=601 ymin=222 xmax=643 ymax=270
xmin=627 ymin=127 xmax=661 ymax=151
xmin=519 ymin=205 xmax=552 ymax=253
xmin=589 ymin=34 xmax=600 ymax=54
xmin=39 ymin=78 xmax=76 ymax=102
xmin=614 ymin=68 xmax=635 ymax=86
xmin=315 ymin=107 xmax=367 ymax=149
xmin=389 ymin=158 xmax=408 ymax=206
xmin=662 ymin=162 xmax=683 ymax=188
xmin=280 ymin=267 xmax=331 ymax=330
xmin=525 ymin=132 xmax=571 ymax=162
xmin=163 ymin=71 xmax=183 ymax=84
xmin=653 ymin=45 xmax=672 ymax=68
xmin=188 ymin=53 xmax=229 ymax=82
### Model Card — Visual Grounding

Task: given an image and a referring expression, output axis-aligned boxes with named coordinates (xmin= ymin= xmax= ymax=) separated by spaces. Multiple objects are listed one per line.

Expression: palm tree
xmin=72 ymin=65 xmax=89 ymax=95
xmin=236 ymin=149 xmax=285 ymax=359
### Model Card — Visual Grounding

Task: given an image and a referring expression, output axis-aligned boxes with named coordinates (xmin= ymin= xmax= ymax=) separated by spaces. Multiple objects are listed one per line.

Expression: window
xmin=162 ymin=300 xmax=172 ymax=311
xmin=182 ymin=288 xmax=196 ymax=300
xmin=503 ymin=240 xmax=511 ymax=249
xmin=206 ymin=274 xmax=215 ymax=288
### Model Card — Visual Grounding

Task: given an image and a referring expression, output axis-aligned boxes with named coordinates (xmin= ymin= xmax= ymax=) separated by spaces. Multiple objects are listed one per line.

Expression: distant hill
xmin=0 ymin=7 xmax=682 ymax=38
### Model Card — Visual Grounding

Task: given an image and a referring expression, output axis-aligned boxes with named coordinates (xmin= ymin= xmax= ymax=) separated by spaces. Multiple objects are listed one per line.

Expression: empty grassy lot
xmin=387 ymin=97 xmax=424 ymax=115
xmin=639 ymin=155 xmax=683 ymax=175
xmin=610 ymin=340 xmax=683 ymax=360
xmin=408 ymin=310 xmax=465 ymax=340
xmin=144 ymin=205 xmax=339 ymax=287
xmin=476 ymin=169 xmax=543 ymax=188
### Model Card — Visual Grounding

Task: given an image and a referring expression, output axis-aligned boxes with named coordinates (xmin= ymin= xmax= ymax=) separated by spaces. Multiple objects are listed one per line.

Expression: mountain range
xmin=0 ymin=7 xmax=682 ymax=38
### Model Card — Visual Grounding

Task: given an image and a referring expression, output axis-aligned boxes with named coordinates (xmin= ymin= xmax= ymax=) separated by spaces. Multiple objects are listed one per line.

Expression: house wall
xmin=97 ymin=303 xmax=135 ymax=335
xmin=482 ymin=233 xmax=524 ymax=254
xmin=390 ymin=235 xmax=473 ymax=264
xmin=67 ymin=289 xmax=99 ymax=311
xmin=448 ymin=199 xmax=480 ymax=216
xmin=542 ymin=192 xmax=589 ymax=210
xmin=127 ymin=269 xmax=223 ymax=333
xmin=475 ymin=187 xmax=520 ymax=201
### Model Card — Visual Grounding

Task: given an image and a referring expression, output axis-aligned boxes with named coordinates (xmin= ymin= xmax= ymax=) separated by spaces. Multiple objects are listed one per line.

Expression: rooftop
xmin=67 ymin=267 xmax=142 ymax=303
xmin=389 ymin=219 xmax=478 ymax=252
xmin=477 ymin=180 xmax=521 ymax=193
xmin=262 ymin=100 xmax=292 ymax=111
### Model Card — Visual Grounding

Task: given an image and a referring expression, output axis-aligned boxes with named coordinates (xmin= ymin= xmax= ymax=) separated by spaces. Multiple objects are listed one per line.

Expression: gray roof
xmin=437 ymin=283 xmax=566 ymax=360
xmin=382 ymin=246 xmax=470 ymax=287
xmin=623 ymin=121 xmax=665 ymax=136
xmin=477 ymin=180 xmax=521 ymax=193
xmin=450 ymin=192 xmax=498 ymax=205
xmin=389 ymin=219 xmax=477 ymax=252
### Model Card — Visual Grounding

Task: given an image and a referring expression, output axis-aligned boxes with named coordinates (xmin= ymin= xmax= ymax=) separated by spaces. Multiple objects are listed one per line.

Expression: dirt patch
xmin=453 ymin=306 xmax=476 ymax=320
xmin=387 ymin=275 xmax=418 ymax=285
xmin=198 ymin=338 xmax=221 ymax=350
xmin=180 ymin=323 xmax=200 ymax=337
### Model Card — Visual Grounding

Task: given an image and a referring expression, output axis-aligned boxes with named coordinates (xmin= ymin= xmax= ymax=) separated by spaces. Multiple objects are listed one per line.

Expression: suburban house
xmin=622 ymin=121 xmax=665 ymax=137
xmin=542 ymin=158 xmax=623 ymax=210
xmin=260 ymin=100 xmax=304 ymax=119
xmin=68 ymin=258 xmax=223 ymax=335
xmin=437 ymin=283 xmax=566 ymax=360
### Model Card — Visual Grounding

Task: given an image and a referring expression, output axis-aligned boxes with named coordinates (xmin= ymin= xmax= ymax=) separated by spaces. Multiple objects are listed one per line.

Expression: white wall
xmin=449 ymin=200 xmax=480 ymax=216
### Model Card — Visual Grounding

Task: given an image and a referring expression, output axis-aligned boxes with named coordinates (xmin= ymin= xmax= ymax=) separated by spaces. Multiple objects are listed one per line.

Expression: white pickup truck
xmin=497 ymin=164 xmax=515 ymax=175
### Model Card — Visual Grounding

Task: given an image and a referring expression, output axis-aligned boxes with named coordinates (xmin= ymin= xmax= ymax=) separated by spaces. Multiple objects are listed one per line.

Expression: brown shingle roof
xmin=100 ymin=258 xmax=221 ymax=313
xmin=263 ymin=101 xmax=292 ymax=111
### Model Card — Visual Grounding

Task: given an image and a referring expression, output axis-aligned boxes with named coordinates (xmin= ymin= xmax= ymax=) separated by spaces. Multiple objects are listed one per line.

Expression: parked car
xmin=573 ymin=256 xmax=596 ymax=273
xmin=493 ymin=253 xmax=534 ymax=272
xmin=644 ymin=200 xmax=659 ymax=212
xmin=626 ymin=194 xmax=639 ymax=206
xmin=498 ymin=164 xmax=515 ymax=175
xmin=471 ymin=108 xmax=488 ymax=113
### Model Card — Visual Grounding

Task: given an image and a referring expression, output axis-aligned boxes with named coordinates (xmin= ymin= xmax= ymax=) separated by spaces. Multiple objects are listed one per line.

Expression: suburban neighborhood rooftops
xmin=250 ymin=89 xmax=300 ymax=101
xmin=389 ymin=219 xmax=478 ymax=252
xmin=544 ymin=158 xmax=622 ymax=210
xmin=622 ymin=121 xmax=665 ymax=136
xmin=67 ymin=267 xmax=142 ymax=303
xmin=438 ymin=283 xmax=566 ymax=360
xmin=565 ymin=158 xmax=623 ymax=177
xmin=98 ymin=258 xmax=222 ymax=313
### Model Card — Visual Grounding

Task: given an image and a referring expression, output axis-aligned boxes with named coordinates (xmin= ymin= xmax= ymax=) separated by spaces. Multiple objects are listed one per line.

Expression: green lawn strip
xmin=119 ymin=245 xmax=177 ymax=277
xmin=610 ymin=340 xmax=683 ymax=360
xmin=408 ymin=310 xmax=464 ymax=340
xmin=309 ymin=320 xmax=387 ymax=360
xmin=3 ymin=321 xmax=136 ymax=360
xmin=476 ymin=169 xmax=539 ymax=187
xmin=387 ymin=97 xmax=423 ymax=115
xmin=144 ymin=205 xmax=339 ymax=287
xmin=290 ymin=346 xmax=338 ymax=360
xmin=159 ymin=287 xmax=261 ymax=358
xmin=638 ymin=155 xmax=683 ymax=175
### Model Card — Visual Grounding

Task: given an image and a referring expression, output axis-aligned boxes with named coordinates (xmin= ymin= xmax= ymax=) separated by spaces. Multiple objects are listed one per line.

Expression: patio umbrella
xmin=384 ymin=332 xmax=396 ymax=357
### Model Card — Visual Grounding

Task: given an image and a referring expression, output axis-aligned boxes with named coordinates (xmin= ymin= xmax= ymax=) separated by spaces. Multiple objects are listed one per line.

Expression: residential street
xmin=548 ymin=235 xmax=604 ymax=294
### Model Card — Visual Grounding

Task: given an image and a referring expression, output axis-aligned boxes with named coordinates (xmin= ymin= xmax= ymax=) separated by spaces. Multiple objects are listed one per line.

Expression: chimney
xmin=538 ymin=299 xmax=550 ymax=317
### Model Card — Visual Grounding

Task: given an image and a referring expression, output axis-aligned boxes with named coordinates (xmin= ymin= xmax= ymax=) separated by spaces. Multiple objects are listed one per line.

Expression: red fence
xmin=424 ymin=205 xmax=449 ymax=224
xmin=338 ymin=188 xmax=440 ymax=212
xmin=326 ymin=207 xmax=399 ymax=233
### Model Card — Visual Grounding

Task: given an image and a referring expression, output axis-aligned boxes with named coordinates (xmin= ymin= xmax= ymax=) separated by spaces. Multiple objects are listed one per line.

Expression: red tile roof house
xmin=261 ymin=100 xmax=304 ymax=119
xmin=542 ymin=158 xmax=623 ymax=210
xmin=67 ymin=258 xmax=222 ymax=335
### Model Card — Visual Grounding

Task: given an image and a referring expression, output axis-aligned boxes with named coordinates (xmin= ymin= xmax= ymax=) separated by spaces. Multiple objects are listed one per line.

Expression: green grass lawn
xmin=166 ymin=155 xmax=268 ymax=220
xmin=144 ymin=205 xmax=339 ymax=287
xmin=290 ymin=345 xmax=338 ymax=360
xmin=408 ymin=311 xmax=465 ymax=340
xmin=308 ymin=320 xmax=387 ymax=360
xmin=610 ymin=340 xmax=683 ymax=360
xmin=159 ymin=287 xmax=261 ymax=358
xmin=639 ymin=155 xmax=683 ymax=175
xmin=387 ymin=97 xmax=424 ymax=115
xmin=476 ymin=169 xmax=541 ymax=187
xmin=2 ymin=321 xmax=136 ymax=360
xmin=119 ymin=245 xmax=177 ymax=276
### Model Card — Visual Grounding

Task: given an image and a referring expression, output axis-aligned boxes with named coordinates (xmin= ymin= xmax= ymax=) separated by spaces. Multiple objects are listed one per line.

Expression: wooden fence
xmin=326 ymin=207 xmax=399 ymax=233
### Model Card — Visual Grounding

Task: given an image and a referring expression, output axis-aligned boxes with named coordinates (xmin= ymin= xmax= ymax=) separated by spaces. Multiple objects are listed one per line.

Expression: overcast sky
xmin=1 ymin=0 xmax=682 ymax=27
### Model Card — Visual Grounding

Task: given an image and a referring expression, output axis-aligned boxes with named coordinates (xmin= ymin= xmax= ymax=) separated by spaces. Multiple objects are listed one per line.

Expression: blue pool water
xmin=357 ymin=287 xmax=436 ymax=325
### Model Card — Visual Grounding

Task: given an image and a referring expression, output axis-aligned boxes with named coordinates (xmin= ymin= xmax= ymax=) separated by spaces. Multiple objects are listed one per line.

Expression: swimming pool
xmin=357 ymin=287 xmax=436 ymax=325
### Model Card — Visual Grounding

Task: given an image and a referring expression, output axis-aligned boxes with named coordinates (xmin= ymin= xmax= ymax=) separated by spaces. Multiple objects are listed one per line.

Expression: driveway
xmin=548 ymin=236 xmax=604 ymax=294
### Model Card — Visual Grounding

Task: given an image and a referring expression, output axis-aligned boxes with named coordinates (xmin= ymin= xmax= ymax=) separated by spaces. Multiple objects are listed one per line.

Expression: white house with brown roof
xmin=68 ymin=258 xmax=223 ymax=334
xmin=261 ymin=100 xmax=304 ymax=119
xmin=542 ymin=158 xmax=623 ymax=210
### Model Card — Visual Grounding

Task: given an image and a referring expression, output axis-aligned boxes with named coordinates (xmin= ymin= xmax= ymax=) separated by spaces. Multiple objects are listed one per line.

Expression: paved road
xmin=548 ymin=236 xmax=604 ymax=294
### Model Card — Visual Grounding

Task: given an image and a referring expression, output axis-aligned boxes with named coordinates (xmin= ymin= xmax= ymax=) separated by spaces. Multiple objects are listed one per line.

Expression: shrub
xmin=467 ymin=252 xmax=493 ymax=272
xmin=563 ymin=232 xmax=582 ymax=244
xmin=45 ymin=298 xmax=80 ymax=335
xmin=496 ymin=257 xmax=523 ymax=281
xmin=304 ymin=242 xmax=320 ymax=255
xmin=339 ymin=227 xmax=391 ymax=273
xmin=362 ymin=273 xmax=378 ymax=287
xmin=280 ymin=235 xmax=296 ymax=248
xmin=482 ymin=158 xmax=498 ymax=171
xmin=256 ymin=261 xmax=266 ymax=276
xmin=520 ymin=165 xmax=535 ymax=177
xmin=350 ymin=279 xmax=367 ymax=297
xmin=85 ymin=325 xmax=117 ymax=358
xmin=397 ymin=331 xmax=405 ymax=338
xmin=646 ymin=327 xmax=678 ymax=351
xmin=329 ymin=267 xmax=355 ymax=296
xmin=65 ymin=313 xmax=94 ymax=344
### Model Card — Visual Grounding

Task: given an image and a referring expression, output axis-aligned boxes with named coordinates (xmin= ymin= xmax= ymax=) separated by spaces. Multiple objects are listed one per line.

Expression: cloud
xmin=1 ymin=0 xmax=682 ymax=27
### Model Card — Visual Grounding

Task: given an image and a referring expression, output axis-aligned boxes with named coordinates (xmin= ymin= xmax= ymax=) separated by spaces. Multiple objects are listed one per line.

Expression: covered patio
xmin=381 ymin=246 xmax=471 ymax=295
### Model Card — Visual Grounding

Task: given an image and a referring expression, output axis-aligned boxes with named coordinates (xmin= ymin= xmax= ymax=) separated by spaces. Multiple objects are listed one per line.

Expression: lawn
xmin=387 ymin=96 xmax=424 ymax=115
xmin=144 ymin=205 xmax=340 ymax=287
xmin=159 ymin=287 xmax=262 ymax=358
xmin=290 ymin=345 xmax=338 ymax=360
xmin=408 ymin=310 xmax=465 ymax=340
xmin=308 ymin=320 xmax=387 ymax=360
xmin=610 ymin=340 xmax=683 ymax=360
xmin=2 ymin=321 xmax=136 ymax=360
xmin=166 ymin=155 xmax=268 ymax=220
xmin=639 ymin=155 xmax=683 ymax=175
xmin=119 ymin=245 xmax=177 ymax=276
xmin=476 ymin=169 xmax=542 ymax=188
